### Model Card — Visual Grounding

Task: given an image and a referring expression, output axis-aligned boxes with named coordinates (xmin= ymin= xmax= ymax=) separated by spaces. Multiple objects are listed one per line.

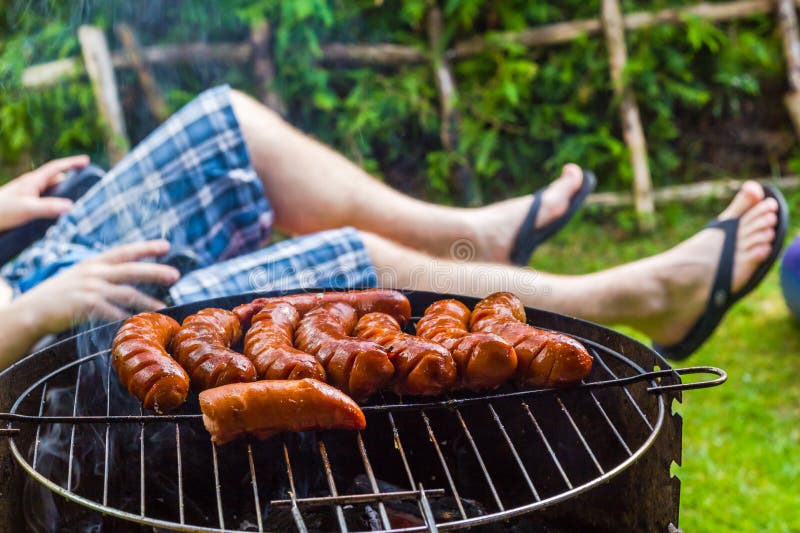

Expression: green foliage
xmin=0 ymin=3 xmax=102 ymax=175
xmin=0 ymin=0 xmax=797 ymax=201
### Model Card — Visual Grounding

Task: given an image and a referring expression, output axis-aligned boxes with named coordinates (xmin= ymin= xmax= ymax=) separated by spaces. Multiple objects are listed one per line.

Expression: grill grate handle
xmin=644 ymin=365 xmax=727 ymax=393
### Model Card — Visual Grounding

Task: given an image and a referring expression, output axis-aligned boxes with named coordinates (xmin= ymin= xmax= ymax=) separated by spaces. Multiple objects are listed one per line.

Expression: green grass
xmin=531 ymin=192 xmax=800 ymax=532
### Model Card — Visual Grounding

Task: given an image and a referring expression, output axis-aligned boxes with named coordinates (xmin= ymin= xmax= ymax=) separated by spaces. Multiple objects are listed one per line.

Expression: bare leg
xmin=229 ymin=90 xmax=583 ymax=263
xmin=360 ymin=182 xmax=778 ymax=344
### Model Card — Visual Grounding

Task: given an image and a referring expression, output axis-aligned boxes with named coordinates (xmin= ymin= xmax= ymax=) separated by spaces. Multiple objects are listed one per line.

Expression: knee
xmin=357 ymin=230 xmax=389 ymax=254
xmin=228 ymin=88 xmax=249 ymax=109
xmin=228 ymin=88 xmax=255 ymax=121
xmin=229 ymin=88 xmax=282 ymax=122
xmin=229 ymin=88 xmax=291 ymax=139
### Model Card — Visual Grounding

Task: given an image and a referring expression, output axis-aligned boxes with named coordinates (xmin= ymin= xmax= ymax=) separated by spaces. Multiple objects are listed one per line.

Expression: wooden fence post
xmin=250 ymin=19 xmax=287 ymax=115
xmin=601 ymin=0 xmax=656 ymax=230
xmin=427 ymin=4 xmax=482 ymax=206
xmin=115 ymin=24 xmax=169 ymax=123
xmin=777 ymin=0 xmax=800 ymax=140
xmin=78 ymin=25 xmax=129 ymax=164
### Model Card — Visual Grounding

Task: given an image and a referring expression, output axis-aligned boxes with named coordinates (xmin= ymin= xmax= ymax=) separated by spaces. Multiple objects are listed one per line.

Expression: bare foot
xmin=471 ymin=164 xmax=584 ymax=263
xmin=643 ymin=181 xmax=779 ymax=346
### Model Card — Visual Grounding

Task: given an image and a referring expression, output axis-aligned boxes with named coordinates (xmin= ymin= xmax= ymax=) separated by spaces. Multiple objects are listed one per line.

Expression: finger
xmin=85 ymin=299 xmax=130 ymax=323
xmin=102 ymin=262 xmax=180 ymax=285
xmin=23 ymin=155 xmax=90 ymax=191
xmin=24 ymin=197 xmax=74 ymax=219
xmin=93 ymin=240 xmax=171 ymax=264
xmin=49 ymin=172 xmax=67 ymax=186
xmin=100 ymin=282 xmax=167 ymax=310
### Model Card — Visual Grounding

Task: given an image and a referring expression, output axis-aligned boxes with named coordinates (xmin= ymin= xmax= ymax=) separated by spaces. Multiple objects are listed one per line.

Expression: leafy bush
xmin=0 ymin=0 xmax=796 ymax=203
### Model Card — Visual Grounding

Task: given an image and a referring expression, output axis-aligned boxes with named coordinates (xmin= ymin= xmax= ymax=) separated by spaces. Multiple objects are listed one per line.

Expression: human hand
xmin=0 ymin=155 xmax=90 ymax=232
xmin=12 ymin=240 xmax=180 ymax=338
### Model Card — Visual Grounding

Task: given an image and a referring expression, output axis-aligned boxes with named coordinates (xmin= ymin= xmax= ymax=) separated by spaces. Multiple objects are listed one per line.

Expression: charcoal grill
xmin=0 ymin=289 xmax=725 ymax=532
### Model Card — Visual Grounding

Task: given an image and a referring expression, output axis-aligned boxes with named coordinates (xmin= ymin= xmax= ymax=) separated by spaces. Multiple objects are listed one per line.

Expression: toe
xmin=741 ymin=228 xmax=776 ymax=251
xmin=562 ymin=163 xmax=583 ymax=182
xmin=739 ymin=211 xmax=778 ymax=238
xmin=535 ymin=163 xmax=584 ymax=228
xmin=554 ymin=164 xmax=583 ymax=195
xmin=749 ymin=243 xmax=772 ymax=262
xmin=741 ymin=197 xmax=779 ymax=223
xmin=728 ymin=187 xmax=781 ymax=293
xmin=719 ymin=181 xmax=764 ymax=220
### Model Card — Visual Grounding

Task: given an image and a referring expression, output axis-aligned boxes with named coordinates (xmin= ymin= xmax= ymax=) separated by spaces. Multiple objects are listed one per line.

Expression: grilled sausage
xmin=199 ymin=379 xmax=366 ymax=445
xmin=243 ymin=301 xmax=327 ymax=381
xmin=415 ymin=300 xmax=517 ymax=390
xmin=172 ymin=308 xmax=257 ymax=390
xmin=234 ymin=289 xmax=411 ymax=330
xmin=294 ymin=302 xmax=394 ymax=398
xmin=111 ymin=312 xmax=189 ymax=413
xmin=354 ymin=312 xmax=457 ymax=396
xmin=470 ymin=292 xmax=593 ymax=387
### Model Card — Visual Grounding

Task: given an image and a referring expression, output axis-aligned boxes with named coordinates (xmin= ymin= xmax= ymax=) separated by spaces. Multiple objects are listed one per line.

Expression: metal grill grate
xmin=0 ymin=294 xmax=724 ymax=532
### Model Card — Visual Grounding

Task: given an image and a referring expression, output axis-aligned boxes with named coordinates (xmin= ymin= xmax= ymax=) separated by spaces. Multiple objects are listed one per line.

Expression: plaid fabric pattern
xmin=169 ymin=227 xmax=377 ymax=305
xmin=2 ymin=85 xmax=271 ymax=293
xmin=1 ymin=84 xmax=376 ymax=303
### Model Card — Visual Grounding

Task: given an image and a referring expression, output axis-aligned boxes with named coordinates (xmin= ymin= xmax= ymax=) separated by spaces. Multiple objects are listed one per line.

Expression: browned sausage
xmin=199 ymin=379 xmax=366 ymax=445
xmin=234 ymin=289 xmax=411 ymax=329
xmin=354 ymin=312 xmax=457 ymax=396
xmin=171 ymin=308 xmax=257 ymax=390
xmin=294 ymin=302 xmax=394 ymax=398
xmin=470 ymin=292 xmax=593 ymax=387
xmin=111 ymin=312 xmax=189 ymax=413
xmin=415 ymin=300 xmax=517 ymax=390
xmin=243 ymin=301 xmax=327 ymax=381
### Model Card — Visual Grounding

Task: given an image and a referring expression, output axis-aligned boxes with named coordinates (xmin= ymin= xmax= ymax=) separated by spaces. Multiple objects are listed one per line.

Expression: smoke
xmin=21 ymin=330 xmax=211 ymax=532
xmin=22 ymin=320 xmax=146 ymax=531
xmin=22 ymin=370 xmax=106 ymax=532
xmin=22 ymin=389 xmax=70 ymax=533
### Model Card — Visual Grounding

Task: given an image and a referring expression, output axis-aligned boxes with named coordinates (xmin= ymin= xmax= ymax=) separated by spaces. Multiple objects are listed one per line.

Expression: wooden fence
xmin=20 ymin=0 xmax=800 ymax=228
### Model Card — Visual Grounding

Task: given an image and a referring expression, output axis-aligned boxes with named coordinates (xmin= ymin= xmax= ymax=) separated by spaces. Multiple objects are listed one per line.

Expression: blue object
xmin=780 ymin=234 xmax=800 ymax=320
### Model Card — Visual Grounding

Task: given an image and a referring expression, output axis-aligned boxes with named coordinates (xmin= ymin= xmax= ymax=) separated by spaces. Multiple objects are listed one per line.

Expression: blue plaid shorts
xmin=1 ymin=85 xmax=377 ymax=305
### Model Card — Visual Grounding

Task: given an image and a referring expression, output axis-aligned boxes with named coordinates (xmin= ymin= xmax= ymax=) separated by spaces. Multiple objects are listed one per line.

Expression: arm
xmin=0 ymin=240 xmax=180 ymax=371
xmin=0 ymin=300 xmax=44 ymax=370
xmin=0 ymin=155 xmax=89 ymax=232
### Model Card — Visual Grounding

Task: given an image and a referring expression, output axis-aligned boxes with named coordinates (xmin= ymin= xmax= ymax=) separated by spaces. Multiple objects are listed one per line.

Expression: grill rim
xmin=1 ymin=288 xmax=695 ymax=532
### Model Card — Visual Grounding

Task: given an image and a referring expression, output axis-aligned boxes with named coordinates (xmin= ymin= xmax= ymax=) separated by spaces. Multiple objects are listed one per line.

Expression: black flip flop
xmin=654 ymin=184 xmax=789 ymax=360
xmin=510 ymin=169 xmax=597 ymax=266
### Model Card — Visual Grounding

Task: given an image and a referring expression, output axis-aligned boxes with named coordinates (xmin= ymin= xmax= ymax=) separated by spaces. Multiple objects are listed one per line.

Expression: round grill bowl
xmin=0 ymin=289 xmax=718 ymax=532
